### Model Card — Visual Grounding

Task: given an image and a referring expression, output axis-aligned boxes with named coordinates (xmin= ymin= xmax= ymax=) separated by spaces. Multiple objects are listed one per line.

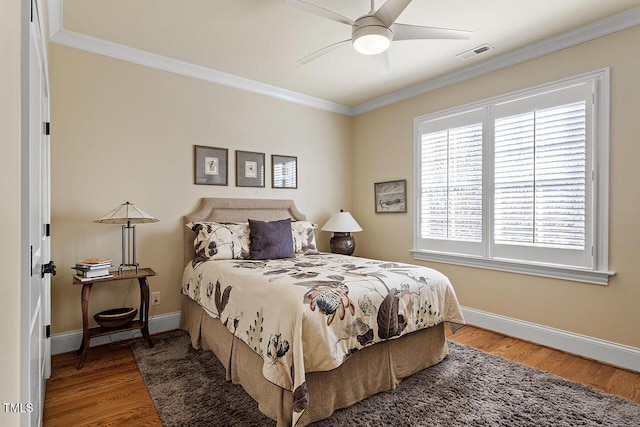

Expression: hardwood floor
xmin=43 ymin=326 xmax=640 ymax=426
xmin=446 ymin=326 xmax=640 ymax=404
xmin=43 ymin=339 xmax=162 ymax=426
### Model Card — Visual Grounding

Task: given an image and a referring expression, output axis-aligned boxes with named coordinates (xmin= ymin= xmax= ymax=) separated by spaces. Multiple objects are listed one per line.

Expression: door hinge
xmin=30 ymin=245 xmax=33 ymax=277
xmin=45 ymin=325 xmax=51 ymax=339
xmin=44 ymin=122 xmax=50 ymax=136
xmin=45 ymin=223 xmax=51 ymax=237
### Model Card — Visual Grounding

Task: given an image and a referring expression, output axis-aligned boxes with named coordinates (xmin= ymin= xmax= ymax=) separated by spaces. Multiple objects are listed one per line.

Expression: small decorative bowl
xmin=94 ymin=307 xmax=137 ymax=329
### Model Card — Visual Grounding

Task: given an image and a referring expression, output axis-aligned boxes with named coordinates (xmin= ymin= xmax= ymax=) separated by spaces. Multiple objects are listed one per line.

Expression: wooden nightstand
xmin=73 ymin=267 xmax=156 ymax=369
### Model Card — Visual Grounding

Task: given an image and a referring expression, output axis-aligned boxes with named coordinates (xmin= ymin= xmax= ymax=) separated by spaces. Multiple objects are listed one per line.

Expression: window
xmin=413 ymin=70 xmax=613 ymax=285
xmin=274 ymin=161 xmax=296 ymax=187
xmin=272 ymin=155 xmax=297 ymax=188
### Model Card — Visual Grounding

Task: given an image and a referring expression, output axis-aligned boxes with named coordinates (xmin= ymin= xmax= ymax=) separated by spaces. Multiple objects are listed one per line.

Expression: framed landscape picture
xmin=194 ymin=145 xmax=228 ymax=186
xmin=236 ymin=150 xmax=265 ymax=187
xmin=374 ymin=179 xmax=407 ymax=213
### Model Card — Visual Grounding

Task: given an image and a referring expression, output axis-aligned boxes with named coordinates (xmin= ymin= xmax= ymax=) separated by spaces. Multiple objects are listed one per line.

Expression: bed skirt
xmin=180 ymin=295 xmax=449 ymax=426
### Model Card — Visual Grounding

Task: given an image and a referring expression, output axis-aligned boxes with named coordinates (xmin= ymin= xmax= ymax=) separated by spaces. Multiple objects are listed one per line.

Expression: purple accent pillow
xmin=249 ymin=218 xmax=295 ymax=260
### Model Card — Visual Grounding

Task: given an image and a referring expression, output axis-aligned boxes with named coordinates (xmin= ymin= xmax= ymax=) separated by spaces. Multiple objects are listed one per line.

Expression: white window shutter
xmin=420 ymin=123 xmax=483 ymax=243
xmin=421 ymin=129 xmax=448 ymax=239
xmin=413 ymin=70 xmax=611 ymax=283
xmin=534 ymin=102 xmax=586 ymax=248
xmin=494 ymin=101 xmax=586 ymax=250
xmin=494 ymin=111 xmax=535 ymax=244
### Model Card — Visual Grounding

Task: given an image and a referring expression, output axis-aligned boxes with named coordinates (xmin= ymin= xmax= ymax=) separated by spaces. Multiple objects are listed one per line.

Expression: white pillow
xmin=187 ymin=222 xmax=250 ymax=264
xmin=291 ymin=221 xmax=319 ymax=254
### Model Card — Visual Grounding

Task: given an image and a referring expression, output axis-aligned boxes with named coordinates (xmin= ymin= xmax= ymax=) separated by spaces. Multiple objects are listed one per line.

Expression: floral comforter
xmin=181 ymin=253 xmax=465 ymax=426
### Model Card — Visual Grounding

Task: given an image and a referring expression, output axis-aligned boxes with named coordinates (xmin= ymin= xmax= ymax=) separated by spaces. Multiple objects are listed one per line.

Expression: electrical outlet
xmin=151 ymin=292 xmax=160 ymax=306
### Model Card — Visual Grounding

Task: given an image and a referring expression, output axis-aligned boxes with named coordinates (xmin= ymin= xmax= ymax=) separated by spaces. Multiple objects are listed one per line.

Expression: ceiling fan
xmin=284 ymin=0 xmax=473 ymax=71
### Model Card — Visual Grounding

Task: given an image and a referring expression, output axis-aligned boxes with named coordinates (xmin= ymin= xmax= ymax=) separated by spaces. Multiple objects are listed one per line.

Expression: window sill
xmin=410 ymin=250 xmax=615 ymax=286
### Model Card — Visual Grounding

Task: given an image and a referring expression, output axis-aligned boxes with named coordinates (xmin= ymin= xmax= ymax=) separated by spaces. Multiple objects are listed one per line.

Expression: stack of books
xmin=73 ymin=258 xmax=113 ymax=281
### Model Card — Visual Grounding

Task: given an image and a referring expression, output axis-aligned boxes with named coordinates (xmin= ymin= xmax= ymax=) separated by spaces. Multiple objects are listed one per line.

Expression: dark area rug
xmin=130 ymin=330 xmax=640 ymax=426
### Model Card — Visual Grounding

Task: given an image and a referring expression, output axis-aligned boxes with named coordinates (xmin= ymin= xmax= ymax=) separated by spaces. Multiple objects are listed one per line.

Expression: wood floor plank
xmin=605 ymin=368 xmax=640 ymax=402
xmin=44 ymin=326 xmax=640 ymax=426
xmin=44 ymin=340 xmax=162 ymax=427
xmin=449 ymin=324 xmax=504 ymax=350
xmin=447 ymin=324 xmax=640 ymax=404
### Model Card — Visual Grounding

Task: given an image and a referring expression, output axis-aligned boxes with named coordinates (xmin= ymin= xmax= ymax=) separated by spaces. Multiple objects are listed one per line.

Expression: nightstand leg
xmin=76 ymin=283 xmax=93 ymax=369
xmin=138 ymin=277 xmax=154 ymax=348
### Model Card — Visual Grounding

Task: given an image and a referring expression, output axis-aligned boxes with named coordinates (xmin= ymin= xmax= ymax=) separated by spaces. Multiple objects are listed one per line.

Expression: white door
xmin=23 ymin=0 xmax=53 ymax=425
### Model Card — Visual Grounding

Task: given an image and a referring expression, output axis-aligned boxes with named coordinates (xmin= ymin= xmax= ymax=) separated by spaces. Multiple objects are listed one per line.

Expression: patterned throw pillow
xmin=188 ymin=222 xmax=250 ymax=267
xmin=291 ymin=221 xmax=319 ymax=254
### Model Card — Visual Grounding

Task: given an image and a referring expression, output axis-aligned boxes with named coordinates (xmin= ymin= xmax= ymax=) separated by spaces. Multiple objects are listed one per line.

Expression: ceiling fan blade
xmin=373 ymin=51 xmax=391 ymax=75
xmin=391 ymin=23 xmax=472 ymax=41
xmin=298 ymin=39 xmax=352 ymax=64
xmin=283 ymin=0 xmax=354 ymax=26
xmin=374 ymin=0 xmax=412 ymax=27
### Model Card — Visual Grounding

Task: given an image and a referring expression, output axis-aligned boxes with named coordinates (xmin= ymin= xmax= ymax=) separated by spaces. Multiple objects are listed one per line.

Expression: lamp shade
xmin=321 ymin=211 xmax=362 ymax=233
xmin=94 ymin=201 xmax=158 ymax=224
xmin=94 ymin=201 xmax=158 ymax=274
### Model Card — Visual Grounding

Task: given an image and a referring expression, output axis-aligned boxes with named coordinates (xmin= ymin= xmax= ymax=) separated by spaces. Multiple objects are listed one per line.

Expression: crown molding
xmin=47 ymin=0 xmax=640 ymax=117
xmin=47 ymin=0 xmax=62 ymax=35
xmin=46 ymin=0 xmax=354 ymax=116
xmin=50 ymin=29 xmax=354 ymax=115
xmin=352 ymin=5 xmax=640 ymax=115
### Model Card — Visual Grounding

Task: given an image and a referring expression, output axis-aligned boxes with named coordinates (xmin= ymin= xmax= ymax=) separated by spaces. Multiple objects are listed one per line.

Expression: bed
xmin=179 ymin=198 xmax=465 ymax=426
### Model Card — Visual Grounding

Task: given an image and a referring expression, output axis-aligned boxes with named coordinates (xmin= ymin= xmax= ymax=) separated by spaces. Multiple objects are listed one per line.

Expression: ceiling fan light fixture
xmin=353 ymin=32 xmax=391 ymax=55
xmin=352 ymin=17 xmax=392 ymax=55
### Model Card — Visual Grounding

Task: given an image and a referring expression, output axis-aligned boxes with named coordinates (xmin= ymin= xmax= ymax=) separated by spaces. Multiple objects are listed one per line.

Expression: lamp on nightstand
xmin=94 ymin=201 xmax=159 ymax=274
xmin=321 ymin=210 xmax=362 ymax=256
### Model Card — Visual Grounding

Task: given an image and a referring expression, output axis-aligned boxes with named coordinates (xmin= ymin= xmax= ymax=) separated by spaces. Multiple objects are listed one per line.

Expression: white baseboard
xmin=461 ymin=306 xmax=640 ymax=372
xmin=51 ymin=308 xmax=639 ymax=373
xmin=51 ymin=311 xmax=182 ymax=355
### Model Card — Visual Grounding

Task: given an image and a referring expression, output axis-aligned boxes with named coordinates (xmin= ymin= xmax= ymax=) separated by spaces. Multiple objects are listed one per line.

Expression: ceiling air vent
xmin=457 ymin=44 xmax=494 ymax=60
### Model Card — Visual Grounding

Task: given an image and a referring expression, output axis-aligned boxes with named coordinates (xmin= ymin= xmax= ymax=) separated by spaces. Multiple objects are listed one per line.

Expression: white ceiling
xmin=56 ymin=0 xmax=640 ymax=111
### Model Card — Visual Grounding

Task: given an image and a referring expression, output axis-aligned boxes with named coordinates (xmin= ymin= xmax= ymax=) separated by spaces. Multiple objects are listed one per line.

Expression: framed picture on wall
xmin=374 ymin=179 xmax=407 ymax=213
xmin=236 ymin=150 xmax=265 ymax=187
xmin=194 ymin=145 xmax=228 ymax=185
xmin=271 ymin=154 xmax=297 ymax=189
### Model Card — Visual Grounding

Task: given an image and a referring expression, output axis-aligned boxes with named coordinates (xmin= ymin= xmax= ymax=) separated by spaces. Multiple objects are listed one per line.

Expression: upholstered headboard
xmin=182 ymin=198 xmax=307 ymax=266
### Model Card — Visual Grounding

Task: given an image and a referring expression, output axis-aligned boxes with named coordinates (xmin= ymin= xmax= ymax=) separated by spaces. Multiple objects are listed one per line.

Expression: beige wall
xmin=0 ymin=0 xmax=23 ymax=423
xmin=48 ymin=44 xmax=353 ymax=334
xmin=48 ymin=24 xmax=640 ymax=351
xmin=353 ymin=26 xmax=640 ymax=348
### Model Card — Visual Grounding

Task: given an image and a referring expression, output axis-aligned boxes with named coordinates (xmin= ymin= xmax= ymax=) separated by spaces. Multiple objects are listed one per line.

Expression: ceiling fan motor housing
xmin=352 ymin=16 xmax=393 ymax=55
